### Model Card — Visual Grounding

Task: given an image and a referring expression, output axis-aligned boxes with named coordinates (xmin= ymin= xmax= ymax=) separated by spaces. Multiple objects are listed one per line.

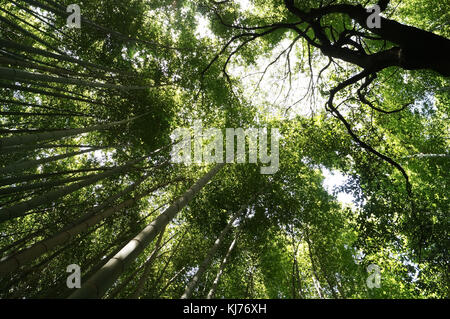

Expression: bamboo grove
xmin=0 ymin=0 xmax=448 ymax=299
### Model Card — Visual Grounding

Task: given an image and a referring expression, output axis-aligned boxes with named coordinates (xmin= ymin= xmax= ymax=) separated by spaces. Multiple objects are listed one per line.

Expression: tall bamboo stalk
xmin=68 ymin=163 xmax=225 ymax=299
xmin=181 ymin=203 xmax=247 ymax=299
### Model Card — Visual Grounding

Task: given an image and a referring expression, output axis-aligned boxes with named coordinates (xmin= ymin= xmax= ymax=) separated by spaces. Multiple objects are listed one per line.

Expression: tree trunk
xmin=0 ymin=14 xmax=61 ymax=54
xmin=0 ymin=111 xmax=95 ymax=118
xmin=0 ymin=114 xmax=145 ymax=149
xmin=157 ymin=267 xmax=186 ymax=298
xmin=0 ymin=174 xmax=93 ymax=196
xmin=0 ymin=82 xmax=106 ymax=106
xmin=0 ymin=147 xmax=102 ymax=175
xmin=294 ymin=256 xmax=304 ymax=299
xmin=41 ymin=227 xmax=134 ymax=298
xmin=284 ymin=0 xmax=450 ymax=76
xmin=181 ymin=203 xmax=247 ymax=299
xmin=129 ymin=226 xmax=167 ymax=298
xmin=0 ymin=67 xmax=148 ymax=90
xmin=206 ymin=235 xmax=237 ymax=299
xmin=0 ymin=155 xmax=148 ymax=222
xmin=305 ymin=230 xmax=324 ymax=299
xmin=26 ymin=0 xmax=179 ymax=52
xmin=0 ymin=176 xmax=181 ymax=274
xmin=0 ymin=168 xmax=111 ymax=187
xmin=0 ymin=99 xmax=97 ymax=118
xmin=68 ymin=163 xmax=225 ymax=299
xmin=0 ymin=38 xmax=135 ymax=76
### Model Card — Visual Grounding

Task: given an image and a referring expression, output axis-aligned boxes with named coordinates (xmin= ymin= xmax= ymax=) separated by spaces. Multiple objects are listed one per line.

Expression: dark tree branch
xmin=357 ymin=74 xmax=411 ymax=114
xmin=325 ymin=70 xmax=412 ymax=196
xmin=201 ymin=0 xmax=449 ymax=196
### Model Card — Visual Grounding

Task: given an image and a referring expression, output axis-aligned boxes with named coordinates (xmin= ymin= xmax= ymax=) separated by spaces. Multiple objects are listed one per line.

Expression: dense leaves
xmin=0 ymin=0 xmax=448 ymax=299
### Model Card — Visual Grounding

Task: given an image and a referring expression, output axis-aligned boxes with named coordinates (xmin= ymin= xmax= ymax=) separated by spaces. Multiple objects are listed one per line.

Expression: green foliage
xmin=0 ymin=0 xmax=448 ymax=299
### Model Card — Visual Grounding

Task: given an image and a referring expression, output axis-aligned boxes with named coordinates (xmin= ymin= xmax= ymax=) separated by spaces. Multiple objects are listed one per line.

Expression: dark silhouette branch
xmin=357 ymin=74 xmax=411 ymax=114
xmin=325 ymin=70 xmax=412 ymax=196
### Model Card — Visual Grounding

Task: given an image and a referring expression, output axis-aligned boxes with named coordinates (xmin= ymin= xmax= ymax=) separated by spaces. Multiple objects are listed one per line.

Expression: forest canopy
xmin=0 ymin=0 xmax=448 ymax=299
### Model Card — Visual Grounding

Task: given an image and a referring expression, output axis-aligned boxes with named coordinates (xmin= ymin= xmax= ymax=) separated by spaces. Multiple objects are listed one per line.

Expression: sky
xmin=321 ymin=168 xmax=355 ymax=206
